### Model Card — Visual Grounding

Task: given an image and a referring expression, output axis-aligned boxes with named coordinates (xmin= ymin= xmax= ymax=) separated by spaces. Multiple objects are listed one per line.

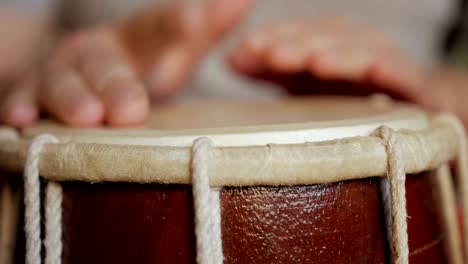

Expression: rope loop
xmin=44 ymin=181 xmax=63 ymax=264
xmin=24 ymin=134 xmax=60 ymax=264
xmin=191 ymin=137 xmax=224 ymax=264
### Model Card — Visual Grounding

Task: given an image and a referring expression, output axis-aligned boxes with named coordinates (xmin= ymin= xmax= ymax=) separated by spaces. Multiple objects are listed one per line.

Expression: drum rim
xmin=0 ymin=97 xmax=460 ymax=186
xmin=0 ymin=115 xmax=458 ymax=186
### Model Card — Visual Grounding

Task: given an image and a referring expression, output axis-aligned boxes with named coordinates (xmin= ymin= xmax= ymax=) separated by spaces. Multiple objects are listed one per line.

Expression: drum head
xmin=23 ymin=96 xmax=428 ymax=147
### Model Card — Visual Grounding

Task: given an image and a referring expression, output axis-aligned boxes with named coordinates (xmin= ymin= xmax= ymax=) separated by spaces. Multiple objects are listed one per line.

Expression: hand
xmin=427 ymin=68 xmax=468 ymax=126
xmin=229 ymin=17 xmax=430 ymax=104
xmin=1 ymin=0 xmax=254 ymax=127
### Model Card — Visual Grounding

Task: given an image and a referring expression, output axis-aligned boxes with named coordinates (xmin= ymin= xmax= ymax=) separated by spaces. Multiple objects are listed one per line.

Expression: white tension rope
xmin=374 ymin=126 xmax=409 ymax=264
xmin=23 ymin=134 xmax=61 ymax=264
xmin=191 ymin=137 xmax=224 ymax=264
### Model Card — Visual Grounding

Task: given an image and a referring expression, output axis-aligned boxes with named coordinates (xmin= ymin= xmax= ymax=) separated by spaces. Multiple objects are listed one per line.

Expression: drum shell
xmin=27 ymin=170 xmax=446 ymax=264
xmin=0 ymin=173 xmax=22 ymax=264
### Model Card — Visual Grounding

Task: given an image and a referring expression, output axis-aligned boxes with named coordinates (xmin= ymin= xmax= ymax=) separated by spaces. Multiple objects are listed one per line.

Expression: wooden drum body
xmin=0 ymin=97 xmax=466 ymax=264
xmin=60 ymin=172 xmax=445 ymax=264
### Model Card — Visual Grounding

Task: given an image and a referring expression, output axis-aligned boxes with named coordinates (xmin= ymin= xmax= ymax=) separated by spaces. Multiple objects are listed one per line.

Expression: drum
xmin=0 ymin=96 xmax=467 ymax=264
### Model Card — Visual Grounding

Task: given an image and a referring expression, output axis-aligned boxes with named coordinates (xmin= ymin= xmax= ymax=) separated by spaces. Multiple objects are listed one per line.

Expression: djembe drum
xmin=0 ymin=96 xmax=467 ymax=264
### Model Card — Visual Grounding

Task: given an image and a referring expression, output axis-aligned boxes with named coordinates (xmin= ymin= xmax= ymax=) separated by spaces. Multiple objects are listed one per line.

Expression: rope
xmin=191 ymin=137 xmax=224 ymax=264
xmin=374 ymin=126 xmax=409 ymax=264
xmin=44 ymin=181 xmax=63 ymax=264
xmin=24 ymin=134 xmax=59 ymax=264
xmin=435 ymin=164 xmax=464 ymax=264
xmin=434 ymin=114 xmax=468 ymax=261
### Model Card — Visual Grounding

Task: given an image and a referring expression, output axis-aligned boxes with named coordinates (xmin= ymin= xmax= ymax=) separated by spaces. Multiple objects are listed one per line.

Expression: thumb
xmin=206 ymin=0 xmax=255 ymax=40
xmin=142 ymin=1 xmax=205 ymax=99
xmin=172 ymin=0 xmax=255 ymax=43
xmin=144 ymin=0 xmax=255 ymax=99
xmin=170 ymin=0 xmax=205 ymax=42
xmin=145 ymin=44 xmax=199 ymax=99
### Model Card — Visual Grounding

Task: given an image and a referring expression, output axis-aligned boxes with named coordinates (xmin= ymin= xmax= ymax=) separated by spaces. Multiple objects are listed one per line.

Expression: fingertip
xmin=145 ymin=47 xmax=195 ymax=100
xmin=307 ymin=54 xmax=337 ymax=80
xmin=101 ymin=81 xmax=150 ymax=126
xmin=145 ymin=71 xmax=184 ymax=100
xmin=63 ymin=98 xmax=105 ymax=127
xmin=1 ymin=103 xmax=38 ymax=128
xmin=367 ymin=61 xmax=393 ymax=83
xmin=107 ymin=99 xmax=149 ymax=126
xmin=226 ymin=48 xmax=265 ymax=75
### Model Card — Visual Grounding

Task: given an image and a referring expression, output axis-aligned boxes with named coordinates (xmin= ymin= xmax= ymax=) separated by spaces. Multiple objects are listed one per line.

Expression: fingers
xmin=144 ymin=0 xmax=256 ymax=98
xmin=171 ymin=0 xmax=205 ymax=41
xmin=227 ymin=47 xmax=266 ymax=77
xmin=41 ymin=65 xmax=105 ymax=127
xmin=230 ymin=21 xmax=337 ymax=74
xmin=164 ymin=0 xmax=254 ymax=45
xmin=77 ymin=47 xmax=149 ymax=126
xmin=145 ymin=44 xmax=198 ymax=99
xmin=207 ymin=0 xmax=255 ymax=40
xmin=230 ymin=18 xmax=426 ymax=102
xmin=268 ymin=36 xmax=334 ymax=73
xmin=38 ymin=30 xmax=152 ymax=127
xmin=0 ymin=76 xmax=39 ymax=128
